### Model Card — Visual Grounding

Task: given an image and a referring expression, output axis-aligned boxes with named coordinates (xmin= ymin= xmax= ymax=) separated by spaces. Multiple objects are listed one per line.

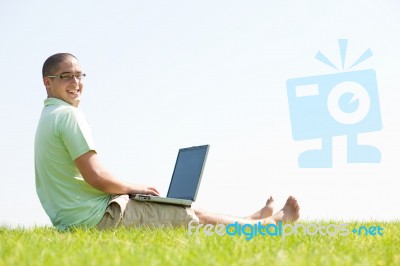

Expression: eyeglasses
xmin=46 ymin=73 xmax=86 ymax=80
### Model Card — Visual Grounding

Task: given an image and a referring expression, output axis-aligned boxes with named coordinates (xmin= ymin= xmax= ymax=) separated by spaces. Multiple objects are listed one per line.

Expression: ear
xmin=43 ymin=77 xmax=51 ymax=88
xmin=43 ymin=77 xmax=52 ymax=96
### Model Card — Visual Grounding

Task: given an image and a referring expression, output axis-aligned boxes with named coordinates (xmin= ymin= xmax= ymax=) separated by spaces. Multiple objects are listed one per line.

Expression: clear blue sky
xmin=1 ymin=0 xmax=399 ymax=227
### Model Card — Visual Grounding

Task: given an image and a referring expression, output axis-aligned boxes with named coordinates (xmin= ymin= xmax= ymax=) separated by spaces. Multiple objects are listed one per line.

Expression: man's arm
xmin=75 ymin=151 xmax=159 ymax=196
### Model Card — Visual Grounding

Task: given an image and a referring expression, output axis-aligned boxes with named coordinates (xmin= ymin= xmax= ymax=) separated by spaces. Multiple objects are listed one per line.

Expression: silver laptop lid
xmin=166 ymin=145 xmax=209 ymax=201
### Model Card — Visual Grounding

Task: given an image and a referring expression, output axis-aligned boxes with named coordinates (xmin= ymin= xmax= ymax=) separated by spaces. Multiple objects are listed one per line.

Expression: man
xmin=35 ymin=53 xmax=300 ymax=231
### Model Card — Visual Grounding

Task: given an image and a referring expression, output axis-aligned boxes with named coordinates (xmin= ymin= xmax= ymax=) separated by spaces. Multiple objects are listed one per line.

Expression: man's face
xmin=43 ymin=56 xmax=84 ymax=107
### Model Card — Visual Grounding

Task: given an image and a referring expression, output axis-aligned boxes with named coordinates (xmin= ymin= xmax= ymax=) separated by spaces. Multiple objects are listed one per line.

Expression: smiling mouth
xmin=67 ymin=89 xmax=80 ymax=96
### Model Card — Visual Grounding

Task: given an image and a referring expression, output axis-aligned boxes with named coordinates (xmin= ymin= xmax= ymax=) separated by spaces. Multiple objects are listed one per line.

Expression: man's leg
xmin=119 ymin=200 xmax=197 ymax=228
xmin=193 ymin=196 xmax=300 ymax=225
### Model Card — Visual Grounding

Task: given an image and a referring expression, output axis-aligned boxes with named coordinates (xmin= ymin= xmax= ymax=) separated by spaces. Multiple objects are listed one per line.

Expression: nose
xmin=70 ymin=76 xmax=81 ymax=84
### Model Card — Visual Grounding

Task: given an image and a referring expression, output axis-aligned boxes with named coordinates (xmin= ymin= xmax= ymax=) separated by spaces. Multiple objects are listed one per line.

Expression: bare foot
xmin=264 ymin=196 xmax=300 ymax=224
xmin=247 ymin=196 xmax=275 ymax=219
xmin=265 ymin=196 xmax=274 ymax=217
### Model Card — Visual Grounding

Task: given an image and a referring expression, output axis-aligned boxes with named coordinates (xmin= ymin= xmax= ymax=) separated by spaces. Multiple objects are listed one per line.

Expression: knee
xmin=193 ymin=207 xmax=205 ymax=217
xmin=192 ymin=208 xmax=210 ymax=224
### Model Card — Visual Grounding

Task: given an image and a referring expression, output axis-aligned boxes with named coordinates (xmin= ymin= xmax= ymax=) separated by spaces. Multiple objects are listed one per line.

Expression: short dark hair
xmin=42 ymin=53 xmax=78 ymax=77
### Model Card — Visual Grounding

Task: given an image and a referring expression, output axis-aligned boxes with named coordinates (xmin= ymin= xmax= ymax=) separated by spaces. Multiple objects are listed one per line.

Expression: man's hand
xmin=131 ymin=185 xmax=160 ymax=196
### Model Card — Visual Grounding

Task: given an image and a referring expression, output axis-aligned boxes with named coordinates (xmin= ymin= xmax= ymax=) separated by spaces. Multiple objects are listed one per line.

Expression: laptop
xmin=130 ymin=145 xmax=209 ymax=206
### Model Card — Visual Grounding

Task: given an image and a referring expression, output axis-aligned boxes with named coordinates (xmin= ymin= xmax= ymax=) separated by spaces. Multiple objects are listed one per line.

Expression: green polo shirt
xmin=35 ymin=98 xmax=110 ymax=231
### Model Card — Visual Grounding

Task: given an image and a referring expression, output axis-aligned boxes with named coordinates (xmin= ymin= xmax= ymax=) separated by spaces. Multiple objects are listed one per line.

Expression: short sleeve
xmin=59 ymin=108 xmax=97 ymax=160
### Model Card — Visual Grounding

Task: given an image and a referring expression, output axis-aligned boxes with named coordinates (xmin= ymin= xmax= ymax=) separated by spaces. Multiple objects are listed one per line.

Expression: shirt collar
xmin=44 ymin=98 xmax=74 ymax=107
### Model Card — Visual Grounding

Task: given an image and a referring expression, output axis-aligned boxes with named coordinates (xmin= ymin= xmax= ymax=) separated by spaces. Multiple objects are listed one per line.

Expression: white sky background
xmin=0 ymin=0 xmax=399 ymax=227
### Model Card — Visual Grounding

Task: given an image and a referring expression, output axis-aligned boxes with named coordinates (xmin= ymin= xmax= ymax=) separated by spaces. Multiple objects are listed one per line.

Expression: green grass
xmin=1 ymin=221 xmax=399 ymax=266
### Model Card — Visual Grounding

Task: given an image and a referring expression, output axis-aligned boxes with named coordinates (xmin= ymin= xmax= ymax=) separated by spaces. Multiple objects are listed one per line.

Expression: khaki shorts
xmin=97 ymin=195 xmax=199 ymax=230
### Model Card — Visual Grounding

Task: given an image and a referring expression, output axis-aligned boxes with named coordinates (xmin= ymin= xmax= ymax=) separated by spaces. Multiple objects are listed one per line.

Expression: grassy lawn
xmin=1 ymin=221 xmax=399 ymax=266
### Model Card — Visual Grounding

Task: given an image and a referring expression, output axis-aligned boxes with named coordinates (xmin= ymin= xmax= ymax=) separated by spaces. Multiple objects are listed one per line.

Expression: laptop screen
xmin=167 ymin=145 xmax=209 ymax=200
